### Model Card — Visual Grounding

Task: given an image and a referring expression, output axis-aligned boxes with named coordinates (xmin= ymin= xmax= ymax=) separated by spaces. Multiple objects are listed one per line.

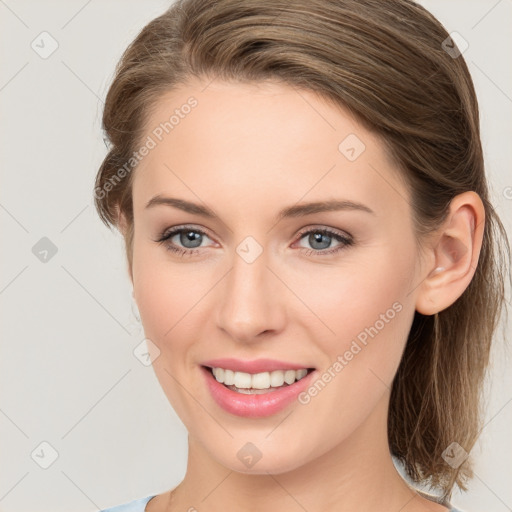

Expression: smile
xmin=201 ymin=365 xmax=317 ymax=418
xmin=210 ymin=366 xmax=311 ymax=393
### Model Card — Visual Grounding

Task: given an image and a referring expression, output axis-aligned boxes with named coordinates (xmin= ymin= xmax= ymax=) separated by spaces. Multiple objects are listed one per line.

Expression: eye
xmin=154 ymin=225 xmax=354 ymax=258
xmin=294 ymin=227 xmax=353 ymax=256
xmin=154 ymin=225 xmax=215 ymax=257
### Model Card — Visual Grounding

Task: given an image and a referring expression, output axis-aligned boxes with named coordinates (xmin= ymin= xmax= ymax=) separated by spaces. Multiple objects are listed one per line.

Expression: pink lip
xmin=201 ymin=357 xmax=314 ymax=374
xmin=201 ymin=365 xmax=317 ymax=418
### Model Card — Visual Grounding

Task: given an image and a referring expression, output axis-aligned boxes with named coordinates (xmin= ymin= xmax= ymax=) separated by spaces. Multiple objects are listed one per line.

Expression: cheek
xmin=132 ymin=237 xmax=209 ymax=339
xmin=289 ymin=274 xmax=414 ymax=452
xmin=293 ymin=244 xmax=414 ymax=339
xmin=291 ymin=241 xmax=416 ymax=393
xmin=131 ymin=242 xmax=208 ymax=422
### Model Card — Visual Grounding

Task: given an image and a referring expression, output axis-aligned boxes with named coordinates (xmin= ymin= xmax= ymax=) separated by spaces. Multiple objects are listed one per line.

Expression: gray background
xmin=0 ymin=1 xmax=510 ymax=511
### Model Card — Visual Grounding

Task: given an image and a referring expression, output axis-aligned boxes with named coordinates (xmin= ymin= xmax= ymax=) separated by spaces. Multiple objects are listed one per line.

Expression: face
xmin=129 ymin=78 xmax=425 ymax=474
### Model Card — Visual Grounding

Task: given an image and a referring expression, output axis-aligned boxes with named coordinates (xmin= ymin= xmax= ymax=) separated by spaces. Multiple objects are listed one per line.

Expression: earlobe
xmin=415 ymin=191 xmax=485 ymax=315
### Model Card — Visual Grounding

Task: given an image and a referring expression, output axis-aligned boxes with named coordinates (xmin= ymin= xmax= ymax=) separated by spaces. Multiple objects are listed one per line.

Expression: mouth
xmin=200 ymin=364 xmax=317 ymax=418
xmin=201 ymin=365 xmax=315 ymax=394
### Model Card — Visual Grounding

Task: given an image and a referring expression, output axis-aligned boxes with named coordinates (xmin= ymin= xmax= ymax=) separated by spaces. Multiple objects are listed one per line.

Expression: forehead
xmin=140 ymin=78 xmax=369 ymax=158
xmin=132 ymin=79 xmax=410 ymax=221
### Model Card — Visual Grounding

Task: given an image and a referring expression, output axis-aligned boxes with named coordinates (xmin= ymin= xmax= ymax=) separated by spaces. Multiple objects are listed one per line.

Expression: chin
xmin=208 ymin=438 xmax=314 ymax=476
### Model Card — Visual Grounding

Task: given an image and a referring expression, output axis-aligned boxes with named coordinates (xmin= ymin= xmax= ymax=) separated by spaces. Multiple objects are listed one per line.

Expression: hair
xmin=94 ymin=0 xmax=510 ymax=499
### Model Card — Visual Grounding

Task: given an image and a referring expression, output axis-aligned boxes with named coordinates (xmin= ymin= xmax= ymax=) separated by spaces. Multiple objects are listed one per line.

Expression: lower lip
xmin=201 ymin=366 xmax=316 ymax=418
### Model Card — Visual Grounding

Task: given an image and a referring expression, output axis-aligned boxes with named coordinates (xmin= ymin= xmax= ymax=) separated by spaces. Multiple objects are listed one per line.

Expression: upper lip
xmin=201 ymin=358 xmax=315 ymax=374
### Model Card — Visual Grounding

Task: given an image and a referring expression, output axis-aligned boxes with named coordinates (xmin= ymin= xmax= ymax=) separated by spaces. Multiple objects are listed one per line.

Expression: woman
xmin=94 ymin=0 xmax=510 ymax=510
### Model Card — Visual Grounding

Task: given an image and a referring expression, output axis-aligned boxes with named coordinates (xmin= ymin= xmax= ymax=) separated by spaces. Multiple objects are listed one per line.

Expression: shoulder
xmin=99 ymin=495 xmax=156 ymax=512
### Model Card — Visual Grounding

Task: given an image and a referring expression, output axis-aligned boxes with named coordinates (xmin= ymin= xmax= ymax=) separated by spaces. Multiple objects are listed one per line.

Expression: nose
xmin=216 ymin=246 xmax=286 ymax=343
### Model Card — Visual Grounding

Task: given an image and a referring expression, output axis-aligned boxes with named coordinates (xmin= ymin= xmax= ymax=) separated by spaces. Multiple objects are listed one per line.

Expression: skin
xmin=119 ymin=78 xmax=485 ymax=512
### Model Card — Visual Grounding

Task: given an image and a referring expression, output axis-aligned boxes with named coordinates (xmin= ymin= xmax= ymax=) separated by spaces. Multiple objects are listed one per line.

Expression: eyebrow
xmin=145 ymin=195 xmax=375 ymax=221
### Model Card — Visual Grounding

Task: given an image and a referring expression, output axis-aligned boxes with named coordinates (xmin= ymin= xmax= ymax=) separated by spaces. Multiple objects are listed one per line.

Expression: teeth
xmin=223 ymin=369 xmax=235 ymax=385
xmin=211 ymin=367 xmax=309 ymax=389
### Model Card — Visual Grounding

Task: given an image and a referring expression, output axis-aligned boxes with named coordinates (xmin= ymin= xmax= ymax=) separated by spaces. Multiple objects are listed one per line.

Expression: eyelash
xmin=154 ymin=224 xmax=354 ymax=258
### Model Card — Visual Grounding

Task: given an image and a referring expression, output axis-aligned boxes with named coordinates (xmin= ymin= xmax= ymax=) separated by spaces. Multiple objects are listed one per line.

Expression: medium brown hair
xmin=94 ymin=0 xmax=510 ymax=498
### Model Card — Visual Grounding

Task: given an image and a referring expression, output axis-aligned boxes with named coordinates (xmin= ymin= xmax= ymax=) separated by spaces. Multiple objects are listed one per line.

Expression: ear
xmin=415 ymin=191 xmax=485 ymax=315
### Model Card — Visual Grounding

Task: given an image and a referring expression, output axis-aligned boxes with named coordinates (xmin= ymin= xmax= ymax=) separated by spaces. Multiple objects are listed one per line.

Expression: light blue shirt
xmin=99 ymin=495 xmax=156 ymax=512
